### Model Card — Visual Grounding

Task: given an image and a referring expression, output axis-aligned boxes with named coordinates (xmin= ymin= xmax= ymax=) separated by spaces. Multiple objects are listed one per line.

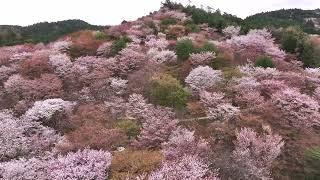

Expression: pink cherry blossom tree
xmin=271 ymin=88 xmax=320 ymax=128
xmin=190 ymin=52 xmax=216 ymax=66
xmin=227 ymin=29 xmax=286 ymax=60
xmin=185 ymin=66 xmax=223 ymax=91
xmin=232 ymin=128 xmax=284 ymax=179
xmin=161 ymin=127 xmax=209 ymax=160
xmin=49 ymin=53 xmax=73 ymax=77
xmin=147 ymin=48 xmax=177 ymax=64
xmin=200 ymin=91 xmax=240 ymax=121
xmin=127 ymin=94 xmax=178 ymax=148
xmin=231 ymin=77 xmax=264 ymax=108
xmin=0 ymin=149 xmax=112 ymax=180
xmin=149 ymin=155 xmax=219 ymax=180
xmin=0 ymin=110 xmax=63 ymax=161
xmin=223 ymin=26 xmax=241 ymax=37
xmin=23 ymin=98 xmax=75 ymax=123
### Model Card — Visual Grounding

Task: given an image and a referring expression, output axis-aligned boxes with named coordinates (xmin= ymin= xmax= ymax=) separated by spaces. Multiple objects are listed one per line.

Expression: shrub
xmin=306 ymin=146 xmax=320 ymax=161
xmin=110 ymin=150 xmax=163 ymax=180
xmin=167 ymin=25 xmax=186 ymax=39
xmin=211 ymin=52 xmax=233 ymax=69
xmin=150 ymin=74 xmax=189 ymax=108
xmin=197 ymin=41 xmax=218 ymax=54
xmin=254 ymin=56 xmax=275 ymax=68
xmin=185 ymin=21 xmax=200 ymax=33
xmin=281 ymin=33 xmax=298 ymax=53
xmin=176 ymin=39 xmax=195 ymax=61
xmin=110 ymin=36 xmax=132 ymax=56
xmin=299 ymin=41 xmax=320 ymax=67
xmin=161 ymin=18 xmax=177 ymax=26
xmin=117 ymin=119 xmax=140 ymax=139
xmin=279 ymin=27 xmax=304 ymax=53
xmin=94 ymin=31 xmax=107 ymax=40
xmin=222 ymin=67 xmax=244 ymax=80
xmin=186 ymin=101 xmax=206 ymax=117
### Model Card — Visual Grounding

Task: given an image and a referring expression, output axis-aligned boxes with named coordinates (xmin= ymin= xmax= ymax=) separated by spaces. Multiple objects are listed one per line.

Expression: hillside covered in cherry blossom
xmin=0 ymin=1 xmax=320 ymax=179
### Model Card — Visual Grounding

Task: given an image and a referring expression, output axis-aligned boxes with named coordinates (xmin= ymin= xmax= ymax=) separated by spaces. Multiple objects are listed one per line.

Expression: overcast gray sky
xmin=0 ymin=0 xmax=319 ymax=26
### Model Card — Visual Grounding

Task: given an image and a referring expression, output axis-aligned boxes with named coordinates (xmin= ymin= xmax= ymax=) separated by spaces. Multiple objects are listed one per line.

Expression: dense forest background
xmin=0 ymin=20 xmax=103 ymax=46
xmin=0 ymin=2 xmax=320 ymax=47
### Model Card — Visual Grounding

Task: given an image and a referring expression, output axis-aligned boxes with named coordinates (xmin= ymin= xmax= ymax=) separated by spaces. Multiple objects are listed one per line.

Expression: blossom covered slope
xmin=0 ymin=3 xmax=320 ymax=180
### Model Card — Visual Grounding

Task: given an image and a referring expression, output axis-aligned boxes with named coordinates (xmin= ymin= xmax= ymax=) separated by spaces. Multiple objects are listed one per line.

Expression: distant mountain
xmin=244 ymin=9 xmax=320 ymax=34
xmin=0 ymin=20 xmax=104 ymax=46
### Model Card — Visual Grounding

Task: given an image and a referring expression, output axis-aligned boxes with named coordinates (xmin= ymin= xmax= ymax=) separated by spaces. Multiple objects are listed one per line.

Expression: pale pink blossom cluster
xmin=96 ymin=42 xmax=112 ymax=56
xmin=109 ymin=77 xmax=128 ymax=95
xmin=51 ymin=39 xmax=72 ymax=52
xmin=200 ymin=91 xmax=240 ymax=120
xmin=147 ymin=48 xmax=177 ymax=64
xmin=4 ymin=74 xmax=63 ymax=100
xmin=145 ymin=38 xmax=169 ymax=50
xmin=161 ymin=127 xmax=209 ymax=160
xmin=114 ymin=44 xmax=146 ymax=75
xmin=305 ymin=68 xmax=320 ymax=78
xmin=0 ymin=110 xmax=63 ymax=161
xmin=231 ymin=77 xmax=264 ymax=108
xmin=223 ymin=26 xmax=241 ymax=37
xmin=185 ymin=66 xmax=223 ymax=91
xmin=164 ymin=10 xmax=190 ymax=21
xmin=23 ymin=98 xmax=75 ymax=123
xmin=49 ymin=53 xmax=73 ymax=77
xmin=271 ymin=88 xmax=320 ymax=128
xmin=260 ymin=79 xmax=288 ymax=97
xmin=127 ymin=94 xmax=178 ymax=148
xmin=190 ymin=52 xmax=216 ymax=66
xmin=10 ymin=51 xmax=33 ymax=62
xmin=0 ymin=149 xmax=112 ymax=180
xmin=232 ymin=128 xmax=284 ymax=179
xmin=149 ymin=155 xmax=220 ymax=180
xmin=0 ymin=65 xmax=17 ymax=82
xmin=227 ymin=29 xmax=286 ymax=60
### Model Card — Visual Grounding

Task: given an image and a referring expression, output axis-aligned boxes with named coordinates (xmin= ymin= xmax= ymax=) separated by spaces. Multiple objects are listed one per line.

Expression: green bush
xmin=117 ymin=119 xmax=140 ymax=139
xmin=110 ymin=36 xmax=132 ymax=56
xmin=305 ymin=146 xmax=320 ymax=179
xmin=211 ymin=53 xmax=233 ymax=69
xmin=150 ymin=74 xmax=190 ymax=108
xmin=94 ymin=31 xmax=107 ymax=40
xmin=176 ymin=39 xmax=195 ymax=61
xmin=299 ymin=41 xmax=320 ymax=67
xmin=197 ymin=41 xmax=218 ymax=53
xmin=254 ymin=56 xmax=275 ymax=68
xmin=281 ymin=33 xmax=298 ymax=53
xmin=161 ymin=18 xmax=178 ymax=26
xmin=306 ymin=146 xmax=320 ymax=161
xmin=185 ymin=21 xmax=200 ymax=33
